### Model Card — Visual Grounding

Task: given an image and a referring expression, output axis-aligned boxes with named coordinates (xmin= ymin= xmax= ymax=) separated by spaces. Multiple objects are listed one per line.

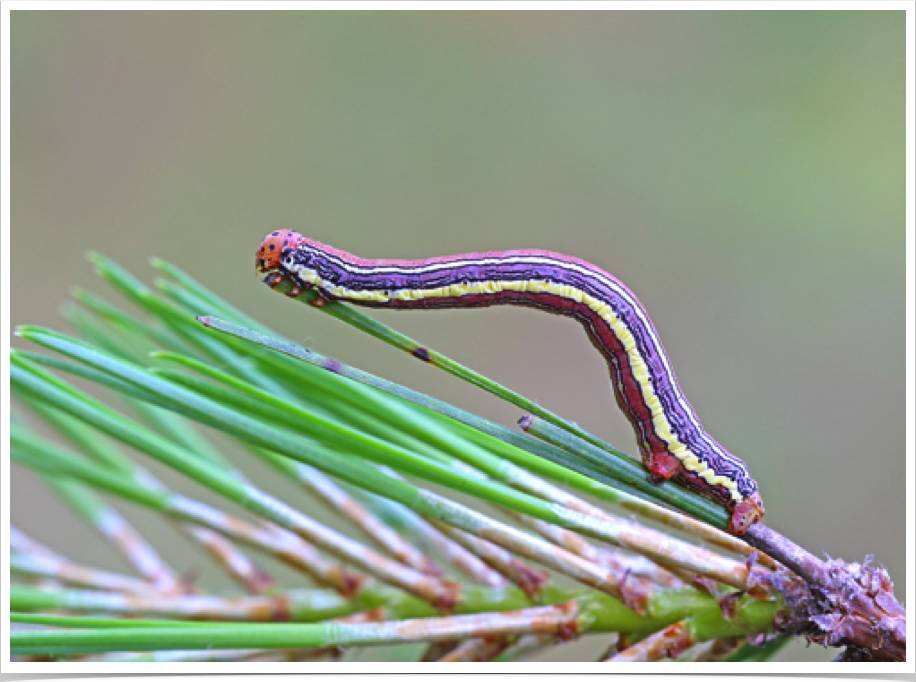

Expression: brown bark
xmin=745 ymin=523 xmax=905 ymax=661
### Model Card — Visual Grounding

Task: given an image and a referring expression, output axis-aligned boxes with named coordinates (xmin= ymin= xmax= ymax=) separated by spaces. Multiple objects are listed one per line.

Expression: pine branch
xmin=9 ymin=254 xmax=904 ymax=663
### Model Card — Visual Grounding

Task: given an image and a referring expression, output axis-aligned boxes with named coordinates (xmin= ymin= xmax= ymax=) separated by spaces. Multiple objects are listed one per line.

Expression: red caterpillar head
xmin=256 ymin=230 xmax=305 ymax=275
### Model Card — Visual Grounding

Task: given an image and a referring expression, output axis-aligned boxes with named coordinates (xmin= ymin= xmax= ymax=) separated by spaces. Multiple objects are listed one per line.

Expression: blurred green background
xmin=10 ymin=11 xmax=905 ymax=662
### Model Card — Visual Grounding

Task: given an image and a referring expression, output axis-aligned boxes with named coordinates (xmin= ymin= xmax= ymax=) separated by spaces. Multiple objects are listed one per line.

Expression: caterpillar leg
xmin=309 ymin=292 xmax=333 ymax=308
xmin=264 ymin=272 xmax=287 ymax=289
xmin=645 ymin=447 xmax=765 ymax=535
xmin=263 ymin=271 xmax=331 ymax=306
xmin=264 ymin=272 xmax=311 ymax=299
xmin=644 ymin=450 xmax=682 ymax=483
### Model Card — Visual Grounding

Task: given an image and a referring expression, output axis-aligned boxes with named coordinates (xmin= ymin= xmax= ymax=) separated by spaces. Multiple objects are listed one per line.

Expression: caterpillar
xmin=256 ymin=230 xmax=765 ymax=535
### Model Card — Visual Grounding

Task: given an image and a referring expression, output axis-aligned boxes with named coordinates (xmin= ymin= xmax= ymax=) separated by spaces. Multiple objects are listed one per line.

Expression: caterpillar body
xmin=256 ymin=230 xmax=765 ymax=535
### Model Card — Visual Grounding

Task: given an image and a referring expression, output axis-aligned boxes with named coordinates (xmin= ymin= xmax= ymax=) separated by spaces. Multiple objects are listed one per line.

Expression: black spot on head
xmin=283 ymin=239 xmax=289 ymax=246
xmin=271 ymin=231 xmax=279 ymax=236
xmin=268 ymin=244 xmax=275 ymax=250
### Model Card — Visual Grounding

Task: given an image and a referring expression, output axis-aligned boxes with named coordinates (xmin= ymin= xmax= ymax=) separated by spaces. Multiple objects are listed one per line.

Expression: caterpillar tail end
xmin=727 ymin=492 xmax=765 ymax=535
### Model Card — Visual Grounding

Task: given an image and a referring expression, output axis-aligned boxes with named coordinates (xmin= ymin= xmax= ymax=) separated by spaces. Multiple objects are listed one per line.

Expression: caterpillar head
xmin=255 ymin=230 xmax=305 ymax=275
